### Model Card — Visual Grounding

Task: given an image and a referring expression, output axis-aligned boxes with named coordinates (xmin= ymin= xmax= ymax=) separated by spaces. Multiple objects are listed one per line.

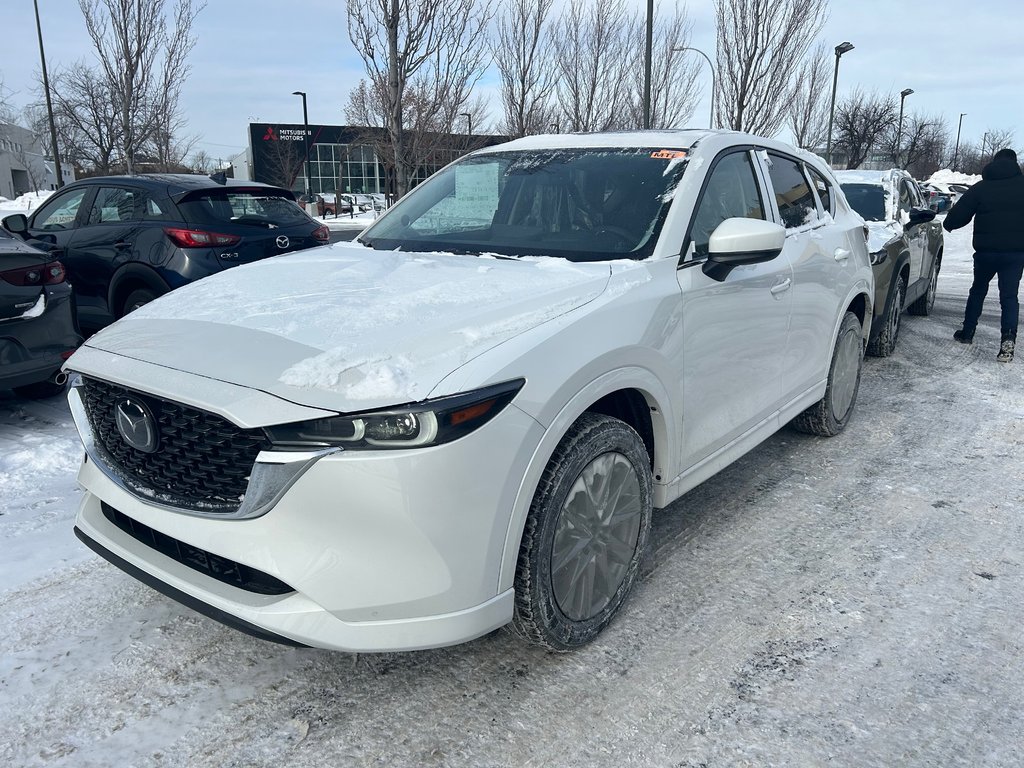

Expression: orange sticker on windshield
xmin=650 ymin=149 xmax=687 ymax=159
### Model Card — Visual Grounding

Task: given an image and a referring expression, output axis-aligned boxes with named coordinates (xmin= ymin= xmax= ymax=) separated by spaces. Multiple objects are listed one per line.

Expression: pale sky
xmin=2 ymin=0 xmax=1022 ymax=163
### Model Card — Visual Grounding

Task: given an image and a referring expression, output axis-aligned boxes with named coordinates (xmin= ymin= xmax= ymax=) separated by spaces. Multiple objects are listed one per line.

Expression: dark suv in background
xmin=1 ymin=175 xmax=329 ymax=329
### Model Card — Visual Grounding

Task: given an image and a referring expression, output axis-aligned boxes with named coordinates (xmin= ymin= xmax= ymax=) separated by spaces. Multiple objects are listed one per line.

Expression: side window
xmin=32 ymin=188 xmax=89 ymax=231
xmin=87 ymin=187 xmax=139 ymax=225
xmin=139 ymin=193 xmax=173 ymax=221
xmin=766 ymin=154 xmax=817 ymax=229
xmin=688 ymin=151 xmax=765 ymax=257
xmin=807 ymin=166 xmax=834 ymax=217
xmin=898 ymin=180 xmax=915 ymax=214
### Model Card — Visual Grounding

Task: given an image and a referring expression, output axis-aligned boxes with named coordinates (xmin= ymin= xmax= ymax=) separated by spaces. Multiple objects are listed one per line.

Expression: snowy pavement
xmin=3 ymin=220 xmax=1024 ymax=767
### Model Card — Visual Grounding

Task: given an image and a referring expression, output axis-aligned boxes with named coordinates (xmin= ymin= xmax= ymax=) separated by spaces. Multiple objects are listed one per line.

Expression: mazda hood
xmin=79 ymin=243 xmax=613 ymax=411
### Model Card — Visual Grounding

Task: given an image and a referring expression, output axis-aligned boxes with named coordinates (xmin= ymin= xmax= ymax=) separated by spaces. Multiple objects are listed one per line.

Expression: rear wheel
xmin=867 ymin=275 xmax=905 ymax=357
xmin=908 ymin=257 xmax=940 ymax=316
xmin=120 ymin=288 xmax=158 ymax=318
xmin=793 ymin=311 xmax=864 ymax=437
xmin=511 ymin=413 xmax=653 ymax=651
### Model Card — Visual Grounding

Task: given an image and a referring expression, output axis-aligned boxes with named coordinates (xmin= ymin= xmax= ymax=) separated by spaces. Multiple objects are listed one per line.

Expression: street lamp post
xmin=33 ymin=0 xmax=63 ymax=189
xmin=643 ymin=0 xmax=653 ymax=129
xmin=896 ymin=87 xmax=914 ymax=167
xmin=460 ymin=111 xmax=473 ymax=137
xmin=825 ymin=41 xmax=855 ymax=167
xmin=291 ymin=90 xmax=311 ymax=199
xmin=953 ymin=112 xmax=966 ymax=171
xmin=673 ymin=47 xmax=715 ymax=129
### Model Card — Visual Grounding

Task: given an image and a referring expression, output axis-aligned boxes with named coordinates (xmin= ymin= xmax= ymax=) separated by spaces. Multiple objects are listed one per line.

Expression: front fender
xmin=496 ymin=365 xmax=676 ymax=593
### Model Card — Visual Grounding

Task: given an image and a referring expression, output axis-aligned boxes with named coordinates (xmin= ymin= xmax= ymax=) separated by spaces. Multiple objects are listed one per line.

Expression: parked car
xmin=1 ymin=174 xmax=330 ymax=330
xmin=67 ymin=130 xmax=872 ymax=653
xmin=919 ymin=182 xmax=953 ymax=213
xmin=317 ymin=193 xmax=353 ymax=217
xmin=838 ymin=169 xmax=943 ymax=357
xmin=0 ymin=228 xmax=81 ymax=397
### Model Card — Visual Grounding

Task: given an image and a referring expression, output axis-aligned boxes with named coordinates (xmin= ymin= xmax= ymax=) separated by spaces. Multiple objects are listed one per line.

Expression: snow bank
xmin=926 ymin=169 xmax=980 ymax=186
xmin=0 ymin=189 xmax=54 ymax=213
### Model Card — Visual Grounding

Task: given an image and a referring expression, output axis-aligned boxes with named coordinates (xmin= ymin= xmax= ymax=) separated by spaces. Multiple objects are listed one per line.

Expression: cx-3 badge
xmin=276 ymin=235 xmax=290 ymax=249
xmin=114 ymin=398 xmax=159 ymax=453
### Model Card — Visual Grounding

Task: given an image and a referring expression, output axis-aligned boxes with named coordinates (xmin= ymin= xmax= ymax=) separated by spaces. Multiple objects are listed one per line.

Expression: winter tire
xmin=793 ymin=311 xmax=863 ymax=437
xmin=120 ymin=288 xmax=159 ymax=317
xmin=908 ymin=257 xmax=940 ymax=316
xmin=511 ymin=412 xmax=653 ymax=651
xmin=867 ymin=275 xmax=906 ymax=357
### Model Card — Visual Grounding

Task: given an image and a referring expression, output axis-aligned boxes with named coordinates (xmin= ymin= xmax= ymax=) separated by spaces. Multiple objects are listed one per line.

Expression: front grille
xmin=80 ymin=377 xmax=270 ymax=512
xmin=101 ymin=502 xmax=294 ymax=595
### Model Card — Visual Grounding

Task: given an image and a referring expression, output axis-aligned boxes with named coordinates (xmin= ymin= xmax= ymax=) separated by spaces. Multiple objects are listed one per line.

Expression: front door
xmin=676 ymin=149 xmax=793 ymax=468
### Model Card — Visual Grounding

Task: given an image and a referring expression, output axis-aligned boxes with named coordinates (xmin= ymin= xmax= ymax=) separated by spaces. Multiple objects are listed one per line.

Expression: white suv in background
xmin=67 ymin=131 xmax=872 ymax=653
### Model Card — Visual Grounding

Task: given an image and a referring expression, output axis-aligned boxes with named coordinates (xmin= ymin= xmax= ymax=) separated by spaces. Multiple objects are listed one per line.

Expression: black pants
xmin=963 ymin=251 xmax=1024 ymax=339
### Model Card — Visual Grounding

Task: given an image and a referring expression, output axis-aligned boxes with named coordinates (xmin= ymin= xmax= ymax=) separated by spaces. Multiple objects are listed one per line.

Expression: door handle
xmin=834 ymin=248 xmax=851 ymax=262
xmin=114 ymin=241 xmax=132 ymax=248
xmin=770 ymin=278 xmax=792 ymax=295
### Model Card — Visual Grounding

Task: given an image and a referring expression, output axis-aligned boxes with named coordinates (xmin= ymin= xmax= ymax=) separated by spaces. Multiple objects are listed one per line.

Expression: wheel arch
xmin=497 ymin=370 xmax=673 ymax=593
xmin=107 ymin=264 xmax=171 ymax=318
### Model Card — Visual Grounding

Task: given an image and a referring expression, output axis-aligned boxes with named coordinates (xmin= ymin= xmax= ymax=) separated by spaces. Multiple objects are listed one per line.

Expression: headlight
xmin=869 ymin=249 xmax=888 ymax=266
xmin=264 ymin=379 xmax=525 ymax=450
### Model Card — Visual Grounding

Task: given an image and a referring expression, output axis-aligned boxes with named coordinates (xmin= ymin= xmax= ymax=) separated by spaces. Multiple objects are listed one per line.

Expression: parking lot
xmin=2 ymin=219 xmax=1023 ymax=767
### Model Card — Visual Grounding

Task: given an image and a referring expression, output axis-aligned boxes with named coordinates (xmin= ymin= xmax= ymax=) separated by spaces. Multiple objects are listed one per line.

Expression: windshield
xmin=840 ymin=183 xmax=887 ymax=222
xmin=178 ymin=190 xmax=311 ymax=228
xmin=360 ymin=148 xmax=688 ymax=261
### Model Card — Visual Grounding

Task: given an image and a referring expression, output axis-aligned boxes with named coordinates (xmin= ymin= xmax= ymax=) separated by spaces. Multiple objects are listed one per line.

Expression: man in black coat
xmin=943 ymin=147 xmax=1024 ymax=362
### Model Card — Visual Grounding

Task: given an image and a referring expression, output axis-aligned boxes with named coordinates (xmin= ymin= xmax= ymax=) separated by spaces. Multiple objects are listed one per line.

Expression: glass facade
xmin=306 ymin=143 xmax=387 ymax=196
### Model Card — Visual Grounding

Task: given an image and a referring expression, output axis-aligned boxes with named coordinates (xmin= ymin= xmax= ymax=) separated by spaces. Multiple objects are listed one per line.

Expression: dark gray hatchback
xmin=0 ymin=228 xmax=81 ymax=397
xmin=1 ymin=175 xmax=329 ymax=330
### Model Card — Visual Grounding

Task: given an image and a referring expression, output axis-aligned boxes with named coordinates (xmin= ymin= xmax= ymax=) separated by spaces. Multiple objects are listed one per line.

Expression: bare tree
xmin=883 ymin=113 xmax=949 ymax=175
xmin=78 ymin=0 xmax=203 ymax=173
xmin=260 ymin=135 xmax=307 ymax=190
xmin=552 ymin=0 xmax=637 ymax=132
xmin=832 ymin=89 xmax=897 ymax=169
xmin=188 ymin=150 xmax=214 ymax=174
xmin=347 ymin=0 xmax=494 ymax=197
xmin=714 ymin=0 xmax=827 ymax=135
xmin=979 ymin=127 xmax=1016 ymax=159
xmin=622 ymin=4 xmax=702 ymax=129
xmin=495 ymin=0 xmax=558 ymax=138
xmin=47 ymin=62 xmax=121 ymax=173
xmin=788 ymin=42 xmax=830 ymax=149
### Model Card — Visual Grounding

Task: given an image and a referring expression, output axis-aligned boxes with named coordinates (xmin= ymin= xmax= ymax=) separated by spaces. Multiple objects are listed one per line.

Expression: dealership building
xmin=235 ymin=123 xmax=502 ymax=197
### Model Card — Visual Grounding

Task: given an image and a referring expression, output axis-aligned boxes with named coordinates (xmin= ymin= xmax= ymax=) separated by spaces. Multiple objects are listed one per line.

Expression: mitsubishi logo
xmin=275 ymin=235 xmax=290 ymax=249
xmin=263 ymin=126 xmax=277 ymax=141
xmin=114 ymin=398 xmax=159 ymax=453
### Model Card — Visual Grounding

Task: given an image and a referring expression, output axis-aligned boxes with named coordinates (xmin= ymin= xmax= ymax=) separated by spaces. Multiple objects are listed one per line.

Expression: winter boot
xmin=997 ymin=338 xmax=1015 ymax=363
xmin=953 ymin=328 xmax=974 ymax=344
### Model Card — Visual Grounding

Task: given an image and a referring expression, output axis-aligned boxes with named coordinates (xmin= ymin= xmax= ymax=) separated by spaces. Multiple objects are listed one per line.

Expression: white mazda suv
xmin=67 ymin=131 xmax=872 ymax=652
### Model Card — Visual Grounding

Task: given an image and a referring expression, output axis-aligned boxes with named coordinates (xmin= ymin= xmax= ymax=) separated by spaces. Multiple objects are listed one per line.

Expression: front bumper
xmin=73 ymin=396 xmax=543 ymax=652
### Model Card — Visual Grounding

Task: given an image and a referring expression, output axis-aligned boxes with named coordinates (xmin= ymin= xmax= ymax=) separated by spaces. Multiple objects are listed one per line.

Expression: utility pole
xmin=33 ymin=0 xmax=63 ymax=189
xmin=952 ymin=113 xmax=966 ymax=171
xmin=642 ymin=0 xmax=653 ymax=129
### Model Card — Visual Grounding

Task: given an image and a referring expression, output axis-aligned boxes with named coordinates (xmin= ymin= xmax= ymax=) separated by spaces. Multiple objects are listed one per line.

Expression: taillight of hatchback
xmin=313 ymin=225 xmax=330 ymax=243
xmin=0 ymin=260 xmax=67 ymax=286
xmin=164 ymin=227 xmax=242 ymax=248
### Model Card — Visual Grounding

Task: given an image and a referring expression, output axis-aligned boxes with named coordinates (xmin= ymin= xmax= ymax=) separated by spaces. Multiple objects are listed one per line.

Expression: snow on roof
xmin=483 ymin=129 xmax=713 ymax=153
xmin=833 ymin=169 xmax=905 ymax=186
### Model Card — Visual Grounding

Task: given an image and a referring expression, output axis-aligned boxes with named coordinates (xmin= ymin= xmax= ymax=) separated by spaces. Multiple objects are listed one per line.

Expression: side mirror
xmin=2 ymin=213 xmax=29 ymax=235
xmin=907 ymin=207 xmax=937 ymax=227
xmin=702 ymin=218 xmax=786 ymax=282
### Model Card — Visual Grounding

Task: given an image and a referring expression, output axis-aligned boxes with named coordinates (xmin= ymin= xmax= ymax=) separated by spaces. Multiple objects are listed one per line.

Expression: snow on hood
xmin=864 ymin=221 xmax=903 ymax=253
xmin=83 ymin=243 xmax=612 ymax=412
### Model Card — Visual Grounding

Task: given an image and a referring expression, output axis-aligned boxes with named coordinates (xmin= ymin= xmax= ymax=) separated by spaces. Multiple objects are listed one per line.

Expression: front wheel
xmin=793 ymin=311 xmax=864 ymax=437
xmin=908 ymin=257 xmax=940 ymax=316
xmin=867 ymin=275 xmax=905 ymax=358
xmin=511 ymin=413 xmax=653 ymax=651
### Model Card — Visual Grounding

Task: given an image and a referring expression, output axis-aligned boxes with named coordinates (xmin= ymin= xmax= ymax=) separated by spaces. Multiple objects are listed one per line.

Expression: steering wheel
xmin=593 ymin=225 xmax=636 ymax=250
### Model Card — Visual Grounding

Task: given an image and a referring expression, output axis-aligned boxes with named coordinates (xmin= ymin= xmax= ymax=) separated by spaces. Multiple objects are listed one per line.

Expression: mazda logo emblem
xmin=275 ymin=235 xmax=290 ymax=249
xmin=114 ymin=398 xmax=159 ymax=453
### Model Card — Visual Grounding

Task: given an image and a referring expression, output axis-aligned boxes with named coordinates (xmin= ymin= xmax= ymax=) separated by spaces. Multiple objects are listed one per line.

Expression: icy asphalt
xmin=1 ymin=220 xmax=1022 ymax=767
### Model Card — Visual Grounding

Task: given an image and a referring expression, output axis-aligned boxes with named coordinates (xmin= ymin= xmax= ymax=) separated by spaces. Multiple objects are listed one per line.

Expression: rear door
xmin=762 ymin=152 xmax=850 ymax=400
xmin=63 ymin=185 xmax=145 ymax=324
